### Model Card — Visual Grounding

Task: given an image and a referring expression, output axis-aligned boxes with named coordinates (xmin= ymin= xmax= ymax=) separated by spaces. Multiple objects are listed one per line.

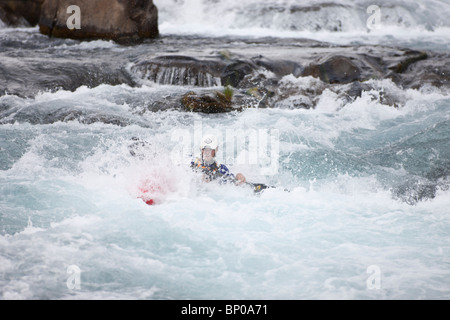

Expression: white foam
xmin=154 ymin=0 xmax=450 ymax=51
xmin=52 ymin=40 xmax=121 ymax=51
xmin=1 ymin=75 xmax=449 ymax=299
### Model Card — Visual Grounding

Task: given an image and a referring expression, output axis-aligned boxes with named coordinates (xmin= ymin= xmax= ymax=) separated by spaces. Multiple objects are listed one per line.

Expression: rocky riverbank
xmin=131 ymin=40 xmax=449 ymax=112
xmin=1 ymin=33 xmax=449 ymax=115
xmin=1 ymin=1 xmax=449 ymax=117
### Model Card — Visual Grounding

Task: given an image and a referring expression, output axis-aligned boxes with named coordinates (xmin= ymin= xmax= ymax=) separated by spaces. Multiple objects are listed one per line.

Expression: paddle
xmin=245 ymin=182 xmax=273 ymax=193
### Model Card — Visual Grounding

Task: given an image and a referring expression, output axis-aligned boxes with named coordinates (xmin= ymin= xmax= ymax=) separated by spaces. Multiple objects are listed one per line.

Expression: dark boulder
xmin=181 ymin=91 xmax=243 ymax=114
xmin=394 ymin=52 xmax=450 ymax=89
xmin=253 ymin=56 xmax=303 ymax=78
xmin=0 ymin=0 xmax=43 ymax=27
xmin=221 ymin=60 xmax=258 ymax=88
xmin=39 ymin=0 xmax=158 ymax=44
xmin=302 ymin=55 xmax=362 ymax=84
xmin=388 ymin=50 xmax=428 ymax=73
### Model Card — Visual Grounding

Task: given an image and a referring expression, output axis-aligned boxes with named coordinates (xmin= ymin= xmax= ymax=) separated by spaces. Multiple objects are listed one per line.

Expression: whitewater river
xmin=1 ymin=0 xmax=450 ymax=299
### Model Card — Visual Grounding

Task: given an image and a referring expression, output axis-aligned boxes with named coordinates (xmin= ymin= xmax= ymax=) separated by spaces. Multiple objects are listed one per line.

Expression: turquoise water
xmin=1 ymin=82 xmax=449 ymax=299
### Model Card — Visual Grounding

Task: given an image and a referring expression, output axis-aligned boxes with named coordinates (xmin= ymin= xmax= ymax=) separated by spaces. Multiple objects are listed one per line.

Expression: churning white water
xmin=1 ymin=82 xmax=449 ymax=299
xmin=155 ymin=0 xmax=450 ymax=51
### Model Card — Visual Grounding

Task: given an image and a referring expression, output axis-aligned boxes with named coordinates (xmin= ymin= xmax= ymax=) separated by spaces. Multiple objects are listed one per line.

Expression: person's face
xmin=202 ymin=148 xmax=215 ymax=162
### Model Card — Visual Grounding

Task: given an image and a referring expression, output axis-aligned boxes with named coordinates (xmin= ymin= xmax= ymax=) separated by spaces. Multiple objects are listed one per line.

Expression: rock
xmin=0 ymin=54 xmax=136 ymax=98
xmin=388 ymin=50 xmax=428 ymax=73
xmin=133 ymin=54 xmax=261 ymax=88
xmin=181 ymin=91 xmax=243 ymax=114
xmin=299 ymin=48 xmax=436 ymax=90
xmin=221 ymin=60 xmax=258 ymax=88
xmin=395 ymin=52 xmax=450 ymax=89
xmin=302 ymin=55 xmax=362 ymax=84
xmin=2 ymin=29 xmax=448 ymax=114
xmin=253 ymin=56 xmax=304 ymax=78
xmin=0 ymin=102 xmax=134 ymax=126
xmin=39 ymin=0 xmax=158 ymax=44
xmin=132 ymin=56 xmax=224 ymax=87
xmin=342 ymin=81 xmax=368 ymax=99
xmin=133 ymin=54 xmax=301 ymax=90
xmin=237 ymin=74 xmax=279 ymax=108
xmin=0 ymin=0 xmax=43 ymax=27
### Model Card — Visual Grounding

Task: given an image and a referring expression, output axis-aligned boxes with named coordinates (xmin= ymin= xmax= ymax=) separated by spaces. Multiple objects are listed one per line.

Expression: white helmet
xmin=200 ymin=135 xmax=218 ymax=151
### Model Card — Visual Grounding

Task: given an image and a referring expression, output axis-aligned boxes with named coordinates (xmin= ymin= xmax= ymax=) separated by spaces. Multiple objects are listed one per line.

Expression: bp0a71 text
xmin=225 ymin=305 xmax=267 ymax=315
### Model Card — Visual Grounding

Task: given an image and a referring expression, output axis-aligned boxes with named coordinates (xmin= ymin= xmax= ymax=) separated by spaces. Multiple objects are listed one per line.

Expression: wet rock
xmin=0 ymin=0 xmax=43 ymax=27
xmin=39 ymin=0 xmax=158 ymax=43
xmin=253 ymin=56 xmax=304 ymax=78
xmin=242 ymin=86 xmax=276 ymax=109
xmin=388 ymin=50 xmax=428 ymax=73
xmin=221 ymin=60 xmax=258 ymax=88
xmin=132 ymin=56 xmax=224 ymax=87
xmin=274 ymin=73 xmax=327 ymax=105
xmin=335 ymin=81 xmax=376 ymax=105
xmin=396 ymin=52 xmax=450 ymax=89
xmin=133 ymin=55 xmax=262 ymax=88
xmin=2 ymin=29 xmax=448 ymax=114
xmin=342 ymin=81 xmax=368 ymax=99
xmin=0 ymin=103 xmax=133 ymax=127
xmin=302 ymin=55 xmax=361 ymax=84
xmin=0 ymin=55 xmax=136 ymax=98
xmin=288 ymin=47 xmax=446 ymax=100
xmin=236 ymin=73 xmax=279 ymax=108
xmin=275 ymin=95 xmax=315 ymax=110
xmin=181 ymin=91 xmax=243 ymax=114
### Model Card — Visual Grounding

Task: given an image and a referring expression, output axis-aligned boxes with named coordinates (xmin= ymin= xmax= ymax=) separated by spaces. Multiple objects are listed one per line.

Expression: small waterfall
xmin=133 ymin=63 xmax=221 ymax=87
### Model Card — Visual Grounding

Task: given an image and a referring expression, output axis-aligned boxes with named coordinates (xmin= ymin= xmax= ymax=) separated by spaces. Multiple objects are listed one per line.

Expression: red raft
xmin=137 ymin=176 xmax=175 ymax=206
xmin=138 ymin=183 xmax=161 ymax=206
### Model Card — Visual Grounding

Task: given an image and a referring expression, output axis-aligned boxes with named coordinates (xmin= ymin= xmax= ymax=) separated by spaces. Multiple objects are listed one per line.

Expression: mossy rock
xmin=181 ymin=91 xmax=242 ymax=114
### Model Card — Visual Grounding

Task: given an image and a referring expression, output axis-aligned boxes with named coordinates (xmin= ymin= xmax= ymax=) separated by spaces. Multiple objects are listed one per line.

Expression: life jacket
xmin=191 ymin=157 xmax=234 ymax=183
xmin=192 ymin=158 xmax=220 ymax=181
